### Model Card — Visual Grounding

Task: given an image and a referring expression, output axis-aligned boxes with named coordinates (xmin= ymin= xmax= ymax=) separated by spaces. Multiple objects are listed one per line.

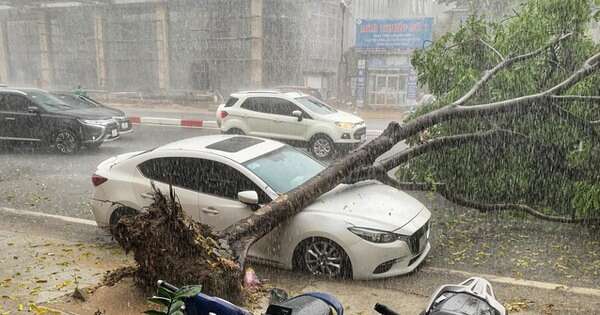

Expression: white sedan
xmin=90 ymin=135 xmax=431 ymax=279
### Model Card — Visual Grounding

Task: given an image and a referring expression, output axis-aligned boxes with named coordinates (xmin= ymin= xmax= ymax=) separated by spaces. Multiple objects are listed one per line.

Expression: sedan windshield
xmin=28 ymin=91 xmax=75 ymax=111
xmin=295 ymin=96 xmax=337 ymax=115
xmin=243 ymin=146 xmax=325 ymax=193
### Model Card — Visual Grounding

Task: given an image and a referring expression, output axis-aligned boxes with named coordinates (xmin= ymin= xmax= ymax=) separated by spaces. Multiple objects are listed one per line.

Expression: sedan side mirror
xmin=28 ymin=106 xmax=40 ymax=114
xmin=292 ymin=110 xmax=303 ymax=122
xmin=238 ymin=190 xmax=259 ymax=205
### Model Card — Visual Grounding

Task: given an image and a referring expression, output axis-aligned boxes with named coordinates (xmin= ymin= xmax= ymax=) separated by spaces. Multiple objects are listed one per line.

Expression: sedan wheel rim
xmin=313 ymin=138 xmax=331 ymax=158
xmin=56 ymin=132 xmax=76 ymax=153
xmin=304 ymin=240 xmax=343 ymax=277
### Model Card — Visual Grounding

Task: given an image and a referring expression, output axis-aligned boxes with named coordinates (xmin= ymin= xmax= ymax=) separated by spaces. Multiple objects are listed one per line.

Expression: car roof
xmin=156 ymin=135 xmax=286 ymax=164
xmin=0 ymin=87 xmax=48 ymax=95
xmin=230 ymin=90 xmax=307 ymax=99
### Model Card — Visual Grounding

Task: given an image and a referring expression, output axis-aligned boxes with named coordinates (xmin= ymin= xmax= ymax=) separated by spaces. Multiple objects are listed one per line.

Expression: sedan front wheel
xmin=296 ymin=237 xmax=352 ymax=278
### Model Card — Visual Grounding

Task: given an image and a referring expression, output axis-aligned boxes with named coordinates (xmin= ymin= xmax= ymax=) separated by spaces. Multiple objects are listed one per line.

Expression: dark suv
xmin=0 ymin=88 xmax=119 ymax=154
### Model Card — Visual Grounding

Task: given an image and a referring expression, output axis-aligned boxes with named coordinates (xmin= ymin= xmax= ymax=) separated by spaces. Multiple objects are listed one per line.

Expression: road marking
xmin=423 ymin=267 xmax=600 ymax=298
xmin=0 ymin=207 xmax=98 ymax=227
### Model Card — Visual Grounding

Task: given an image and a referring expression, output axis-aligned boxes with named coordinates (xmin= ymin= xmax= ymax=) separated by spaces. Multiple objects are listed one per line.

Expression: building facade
xmin=341 ymin=0 xmax=451 ymax=108
xmin=0 ymin=0 xmax=342 ymax=99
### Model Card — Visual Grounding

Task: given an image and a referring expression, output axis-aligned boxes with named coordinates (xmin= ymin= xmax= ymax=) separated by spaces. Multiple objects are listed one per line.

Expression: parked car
xmin=0 ymin=88 xmax=119 ymax=153
xmin=216 ymin=91 xmax=366 ymax=160
xmin=90 ymin=135 xmax=431 ymax=280
xmin=52 ymin=93 xmax=133 ymax=135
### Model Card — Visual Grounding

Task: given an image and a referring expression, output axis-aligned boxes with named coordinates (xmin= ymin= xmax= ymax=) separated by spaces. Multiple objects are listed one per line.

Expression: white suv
xmin=216 ymin=91 xmax=366 ymax=159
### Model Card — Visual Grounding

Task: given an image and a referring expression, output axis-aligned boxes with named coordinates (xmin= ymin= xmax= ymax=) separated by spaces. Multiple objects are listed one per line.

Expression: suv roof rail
xmin=236 ymin=90 xmax=282 ymax=94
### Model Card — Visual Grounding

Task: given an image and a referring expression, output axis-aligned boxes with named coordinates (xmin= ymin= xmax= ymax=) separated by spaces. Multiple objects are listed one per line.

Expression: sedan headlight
xmin=335 ymin=122 xmax=355 ymax=129
xmin=80 ymin=119 xmax=114 ymax=126
xmin=348 ymin=226 xmax=398 ymax=243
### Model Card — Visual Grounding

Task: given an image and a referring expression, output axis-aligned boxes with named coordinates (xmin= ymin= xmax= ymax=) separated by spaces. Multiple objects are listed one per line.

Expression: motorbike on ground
xmin=374 ymin=277 xmax=507 ymax=315
xmin=150 ymin=277 xmax=505 ymax=315
xmin=152 ymin=280 xmax=343 ymax=315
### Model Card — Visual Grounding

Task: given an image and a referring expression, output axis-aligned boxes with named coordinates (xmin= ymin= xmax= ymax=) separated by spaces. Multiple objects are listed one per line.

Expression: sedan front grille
xmin=407 ymin=221 xmax=429 ymax=255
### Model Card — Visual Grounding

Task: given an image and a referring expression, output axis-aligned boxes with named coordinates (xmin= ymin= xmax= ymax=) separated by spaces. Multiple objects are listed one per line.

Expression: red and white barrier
xmin=128 ymin=116 xmax=217 ymax=129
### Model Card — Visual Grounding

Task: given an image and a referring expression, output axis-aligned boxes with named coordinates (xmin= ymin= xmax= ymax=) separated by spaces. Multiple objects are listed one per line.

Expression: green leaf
xmin=144 ymin=311 xmax=167 ymax=315
xmin=157 ymin=287 xmax=175 ymax=299
xmin=171 ymin=311 xmax=184 ymax=315
xmin=148 ymin=296 xmax=172 ymax=307
xmin=167 ymin=300 xmax=185 ymax=314
xmin=173 ymin=285 xmax=203 ymax=299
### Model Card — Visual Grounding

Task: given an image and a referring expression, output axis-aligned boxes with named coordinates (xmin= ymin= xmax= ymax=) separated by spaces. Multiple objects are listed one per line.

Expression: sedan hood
xmin=60 ymin=108 xmax=115 ymax=120
xmin=321 ymin=110 xmax=364 ymax=124
xmin=304 ymin=180 xmax=428 ymax=232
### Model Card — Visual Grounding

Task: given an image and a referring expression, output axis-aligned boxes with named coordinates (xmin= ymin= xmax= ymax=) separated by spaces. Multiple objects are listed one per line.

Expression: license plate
xmin=121 ymin=122 xmax=128 ymax=129
xmin=111 ymin=129 xmax=118 ymax=137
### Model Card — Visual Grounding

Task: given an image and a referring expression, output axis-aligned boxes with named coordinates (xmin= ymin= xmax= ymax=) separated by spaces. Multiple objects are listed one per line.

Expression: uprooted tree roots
xmin=111 ymin=187 xmax=245 ymax=304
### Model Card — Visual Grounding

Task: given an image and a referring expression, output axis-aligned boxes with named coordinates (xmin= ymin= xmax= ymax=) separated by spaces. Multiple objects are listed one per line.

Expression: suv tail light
xmin=92 ymin=174 xmax=108 ymax=187
xmin=220 ymin=111 xmax=229 ymax=119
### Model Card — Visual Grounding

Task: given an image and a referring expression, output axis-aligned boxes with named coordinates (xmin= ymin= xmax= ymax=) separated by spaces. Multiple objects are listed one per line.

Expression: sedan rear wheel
xmin=109 ymin=207 xmax=138 ymax=234
xmin=54 ymin=129 xmax=80 ymax=154
xmin=297 ymin=237 xmax=352 ymax=278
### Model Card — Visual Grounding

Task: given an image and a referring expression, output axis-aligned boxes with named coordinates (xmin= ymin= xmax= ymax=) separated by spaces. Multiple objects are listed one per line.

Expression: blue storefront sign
xmin=356 ymin=18 xmax=434 ymax=49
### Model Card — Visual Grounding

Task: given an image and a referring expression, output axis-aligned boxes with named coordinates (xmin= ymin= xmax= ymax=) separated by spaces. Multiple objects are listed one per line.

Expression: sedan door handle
xmin=202 ymin=207 xmax=220 ymax=215
xmin=140 ymin=192 xmax=154 ymax=200
xmin=5 ymin=117 xmax=15 ymax=121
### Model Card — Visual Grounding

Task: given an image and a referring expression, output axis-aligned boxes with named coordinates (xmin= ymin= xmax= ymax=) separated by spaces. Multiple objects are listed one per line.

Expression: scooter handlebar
xmin=374 ymin=303 xmax=400 ymax=315
xmin=157 ymin=280 xmax=179 ymax=292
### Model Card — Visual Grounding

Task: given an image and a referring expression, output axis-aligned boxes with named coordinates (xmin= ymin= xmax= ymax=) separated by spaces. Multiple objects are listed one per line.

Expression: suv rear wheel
xmin=309 ymin=134 xmax=335 ymax=160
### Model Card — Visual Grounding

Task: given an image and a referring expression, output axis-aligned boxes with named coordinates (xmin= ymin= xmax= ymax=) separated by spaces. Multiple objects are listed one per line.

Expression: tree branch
xmin=545 ymin=104 xmax=600 ymax=139
xmin=393 ymin=182 xmax=600 ymax=224
xmin=549 ymin=95 xmax=600 ymax=103
xmin=454 ymin=33 xmax=573 ymax=106
xmin=479 ymin=38 xmax=505 ymax=61
xmin=376 ymin=129 xmax=526 ymax=171
xmin=546 ymin=52 xmax=600 ymax=95
xmin=398 ymin=51 xmax=600 ymax=143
